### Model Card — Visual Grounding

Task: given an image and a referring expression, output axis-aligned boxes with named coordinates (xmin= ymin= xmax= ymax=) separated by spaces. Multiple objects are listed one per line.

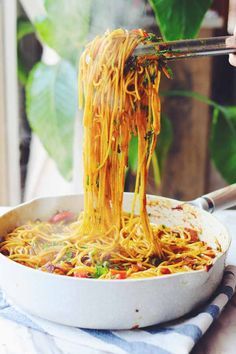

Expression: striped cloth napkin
xmin=0 ymin=265 xmax=236 ymax=354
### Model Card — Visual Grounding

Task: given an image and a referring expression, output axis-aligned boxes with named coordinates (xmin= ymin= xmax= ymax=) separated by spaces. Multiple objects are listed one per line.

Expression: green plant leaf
xmin=128 ymin=115 xmax=173 ymax=181
xmin=26 ymin=60 xmax=77 ymax=180
xmin=17 ymin=18 xmax=35 ymax=41
xmin=151 ymin=114 xmax=173 ymax=187
xmin=151 ymin=152 xmax=161 ymax=187
xmin=148 ymin=0 xmax=212 ymax=40
xmin=18 ymin=56 xmax=28 ymax=86
xmin=156 ymin=114 xmax=173 ymax=174
xmin=34 ymin=0 xmax=92 ymax=63
xmin=152 ymin=115 xmax=173 ymax=187
xmin=210 ymin=107 xmax=236 ymax=184
xmin=128 ymin=135 xmax=138 ymax=173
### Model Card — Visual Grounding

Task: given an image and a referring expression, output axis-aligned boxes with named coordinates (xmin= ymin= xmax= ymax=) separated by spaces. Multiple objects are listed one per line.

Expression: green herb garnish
xmin=146 ymin=33 xmax=157 ymax=42
xmin=94 ymin=264 xmax=109 ymax=278
xmin=64 ymin=251 xmax=73 ymax=262
xmin=144 ymin=130 xmax=154 ymax=142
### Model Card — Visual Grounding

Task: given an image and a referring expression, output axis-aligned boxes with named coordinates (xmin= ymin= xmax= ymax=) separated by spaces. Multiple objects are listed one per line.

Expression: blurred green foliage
xmin=149 ymin=0 xmax=213 ymax=40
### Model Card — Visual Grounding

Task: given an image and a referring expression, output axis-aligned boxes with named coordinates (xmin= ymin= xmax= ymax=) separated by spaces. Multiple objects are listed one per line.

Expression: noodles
xmin=0 ymin=29 xmax=219 ymax=279
xmin=0 ymin=215 xmax=218 ymax=278
xmin=78 ymin=28 xmax=163 ymax=258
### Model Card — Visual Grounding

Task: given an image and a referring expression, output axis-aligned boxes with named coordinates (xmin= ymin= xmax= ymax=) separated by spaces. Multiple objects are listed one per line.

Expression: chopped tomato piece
xmin=185 ymin=228 xmax=199 ymax=242
xmin=131 ymin=265 xmax=139 ymax=272
xmin=142 ymin=30 xmax=149 ymax=38
xmin=74 ymin=270 xmax=89 ymax=278
xmin=50 ymin=211 xmax=75 ymax=223
xmin=111 ymin=269 xmax=127 ymax=279
xmin=161 ymin=268 xmax=171 ymax=275
xmin=116 ymin=273 xmax=127 ymax=279
xmin=170 ymin=245 xmax=187 ymax=253
xmin=54 ymin=268 xmax=65 ymax=275
xmin=110 ymin=269 xmax=126 ymax=275
xmin=206 ymin=264 xmax=213 ymax=272
xmin=205 ymin=250 xmax=216 ymax=258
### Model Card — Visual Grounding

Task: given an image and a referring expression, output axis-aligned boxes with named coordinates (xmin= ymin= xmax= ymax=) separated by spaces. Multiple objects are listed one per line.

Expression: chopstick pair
xmin=133 ymin=36 xmax=236 ymax=61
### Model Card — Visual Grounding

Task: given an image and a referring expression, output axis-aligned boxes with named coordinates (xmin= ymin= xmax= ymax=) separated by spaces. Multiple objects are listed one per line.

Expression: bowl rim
xmin=0 ymin=193 xmax=231 ymax=283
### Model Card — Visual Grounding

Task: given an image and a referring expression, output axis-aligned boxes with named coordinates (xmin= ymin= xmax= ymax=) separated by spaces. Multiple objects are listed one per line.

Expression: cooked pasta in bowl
xmin=0 ymin=193 xmax=230 ymax=328
xmin=0 ymin=197 xmax=221 ymax=280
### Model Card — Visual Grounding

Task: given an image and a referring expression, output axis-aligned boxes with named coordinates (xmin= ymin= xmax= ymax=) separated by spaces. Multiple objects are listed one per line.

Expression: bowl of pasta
xmin=0 ymin=191 xmax=231 ymax=329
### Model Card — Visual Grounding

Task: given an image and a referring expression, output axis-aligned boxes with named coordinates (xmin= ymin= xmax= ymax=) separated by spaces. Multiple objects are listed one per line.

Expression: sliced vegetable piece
xmin=50 ymin=211 xmax=75 ymax=223
xmin=161 ymin=268 xmax=171 ymax=275
xmin=74 ymin=270 xmax=89 ymax=278
xmin=111 ymin=269 xmax=127 ymax=279
xmin=185 ymin=228 xmax=199 ymax=242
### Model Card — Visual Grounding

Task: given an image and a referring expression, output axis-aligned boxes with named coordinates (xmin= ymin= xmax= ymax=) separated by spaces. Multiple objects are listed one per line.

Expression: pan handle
xmin=191 ymin=184 xmax=236 ymax=213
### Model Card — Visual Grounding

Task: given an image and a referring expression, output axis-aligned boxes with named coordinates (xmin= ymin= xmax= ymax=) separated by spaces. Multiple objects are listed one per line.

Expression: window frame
xmin=0 ymin=0 xmax=20 ymax=205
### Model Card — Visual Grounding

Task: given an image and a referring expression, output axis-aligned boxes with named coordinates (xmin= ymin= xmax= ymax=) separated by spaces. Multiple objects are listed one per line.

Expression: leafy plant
xmin=211 ymin=107 xmax=236 ymax=184
xmin=128 ymin=135 xmax=138 ymax=174
xmin=19 ymin=0 xmax=91 ymax=180
xmin=155 ymin=115 xmax=173 ymax=175
xmin=34 ymin=0 xmax=92 ymax=64
xmin=26 ymin=61 xmax=77 ymax=180
xmin=149 ymin=0 xmax=213 ymax=40
xmin=128 ymin=115 xmax=173 ymax=187
xmin=151 ymin=115 xmax=173 ymax=187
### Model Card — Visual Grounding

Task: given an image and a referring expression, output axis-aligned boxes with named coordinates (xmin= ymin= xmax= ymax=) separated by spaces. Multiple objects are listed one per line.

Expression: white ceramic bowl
xmin=0 ymin=193 xmax=230 ymax=329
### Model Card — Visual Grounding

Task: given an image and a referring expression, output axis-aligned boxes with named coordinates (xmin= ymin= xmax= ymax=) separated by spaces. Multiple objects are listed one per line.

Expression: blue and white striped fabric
xmin=1 ymin=265 xmax=236 ymax=354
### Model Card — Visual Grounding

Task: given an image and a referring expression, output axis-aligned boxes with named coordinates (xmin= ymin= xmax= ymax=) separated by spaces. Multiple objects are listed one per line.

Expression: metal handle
xmin=191 ymin=184 xmax=236 ymax=213
xmin=133 ymin=36 xmax=236 ymax=60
